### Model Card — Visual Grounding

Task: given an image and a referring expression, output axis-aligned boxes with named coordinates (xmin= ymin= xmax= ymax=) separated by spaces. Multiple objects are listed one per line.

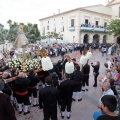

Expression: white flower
xmin=65 ymin=62 xmax=74 ymax=74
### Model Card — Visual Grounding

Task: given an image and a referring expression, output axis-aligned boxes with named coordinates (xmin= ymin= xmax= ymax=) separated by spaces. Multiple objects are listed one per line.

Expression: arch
xmin=103 ymin=35 xmax=107 ymax=44
xmin=93 ymin=34 xmax=99 ymax=43
xmin=117 ymin=36 xmax=120 ymax=44
xmin=83 ymin=34 xmax=89 ymax=43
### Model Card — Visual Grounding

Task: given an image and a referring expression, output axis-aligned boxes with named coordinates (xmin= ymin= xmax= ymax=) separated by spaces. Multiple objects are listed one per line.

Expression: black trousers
xmin=16 ymin=93 xmax=30 ymax=105
xmin=43 ymin=107 xmax=57 ymax=120
xmin=74 ymin=84 xmax=82 ymax=92
xmin=83 ymin=75 xmax=89 ymax=86
xmin=28 ymin=88 xmax=37 ymax=97
xmin=94 ymin=73 xmax=99 ymax=86
xmin=61 ymin=99 xmax=72 ymax=112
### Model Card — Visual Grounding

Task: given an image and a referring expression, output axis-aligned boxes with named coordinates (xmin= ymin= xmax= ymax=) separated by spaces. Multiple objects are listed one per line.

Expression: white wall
xmin=40 ymin=5 xmax=114 ymax=43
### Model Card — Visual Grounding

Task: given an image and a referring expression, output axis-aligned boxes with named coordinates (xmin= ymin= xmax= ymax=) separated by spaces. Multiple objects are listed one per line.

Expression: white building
xmin=39 ymin=0 xmax=120 ymax=44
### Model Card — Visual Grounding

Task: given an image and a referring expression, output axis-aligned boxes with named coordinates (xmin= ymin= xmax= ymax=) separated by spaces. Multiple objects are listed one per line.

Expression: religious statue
xmin=13 ymin=25 xmax=29 ymax=48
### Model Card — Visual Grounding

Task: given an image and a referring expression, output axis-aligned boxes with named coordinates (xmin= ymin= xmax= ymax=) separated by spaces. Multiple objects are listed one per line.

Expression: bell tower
xmin=106 ymin=0 xmax=120 ymax=19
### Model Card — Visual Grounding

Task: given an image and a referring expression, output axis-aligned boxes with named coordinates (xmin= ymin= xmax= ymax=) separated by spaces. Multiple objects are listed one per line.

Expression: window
xmin=54 ymin=28 xmax=56 ymax=32
xmin=85 ymin=19 xmax=88 ymax=24
xmin=96 ymin=21 xmax=99 ymax=26
xmin=71 ymin=19 xmax=74 ymax=27
xmin=104 ymin=22 xmax=107 ymax=27
xmin=42 ymin=27 xmax=45 ymax=35
xmin=62 ymin=17 xmax=63 ymax=19
xmin=48 ymin=21 xmax=49 ymax=23
xmin=47 ymin=26 xmax=49 ymax=30
xmin=63 ymin=26 xmax=64 ymax=32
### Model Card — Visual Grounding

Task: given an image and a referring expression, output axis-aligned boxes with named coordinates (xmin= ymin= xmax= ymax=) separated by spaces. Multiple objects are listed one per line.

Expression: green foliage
xmin=107 ymin=19 xmax=120 ymax=37
xmin=1 ymin=20 xmax=41 ymax=43
xmin=42 ymin=32 xmax=63 ymax=41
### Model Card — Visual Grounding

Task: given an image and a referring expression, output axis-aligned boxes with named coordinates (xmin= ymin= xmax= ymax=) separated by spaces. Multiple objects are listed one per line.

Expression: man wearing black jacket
xmin=62 ymin=55 xmax=67 ymax=79
xmin=28 ymin=69 xmax=40 ymax=106
xmin=59 ymin=75 xmax=74 ymax=119
xmin=39 ymin=76 xmax=61 ymax=120
xmin=72 ymin=65 xmax=83 ymax=101
xmin=82 ymin=60 xmax=90 ymax=91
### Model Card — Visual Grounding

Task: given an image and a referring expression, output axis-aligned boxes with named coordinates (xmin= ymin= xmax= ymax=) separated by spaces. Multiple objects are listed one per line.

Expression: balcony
xmin=68 ymin=27 xmax=75 ymax=31
xmin=80 ymin=24 xmax=110 ymax=33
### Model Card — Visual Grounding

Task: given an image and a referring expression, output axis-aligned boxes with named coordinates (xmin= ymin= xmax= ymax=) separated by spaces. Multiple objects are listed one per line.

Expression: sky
xmin=0 ymin=0 xmax=109 ymax=29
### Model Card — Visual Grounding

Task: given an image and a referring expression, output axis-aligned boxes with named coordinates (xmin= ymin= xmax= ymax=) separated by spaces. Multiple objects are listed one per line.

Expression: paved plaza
xmin=16 ymin=50 xmax=112 ymax=120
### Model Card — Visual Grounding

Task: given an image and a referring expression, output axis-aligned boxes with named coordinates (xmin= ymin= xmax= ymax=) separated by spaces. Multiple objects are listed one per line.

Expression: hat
xmin=0 ymin=80 xmax=4 ymax=91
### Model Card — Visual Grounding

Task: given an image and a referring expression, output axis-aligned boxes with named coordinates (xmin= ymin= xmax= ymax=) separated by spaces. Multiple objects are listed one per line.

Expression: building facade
xmin=39 ymin=0 xmax=120 ymax=43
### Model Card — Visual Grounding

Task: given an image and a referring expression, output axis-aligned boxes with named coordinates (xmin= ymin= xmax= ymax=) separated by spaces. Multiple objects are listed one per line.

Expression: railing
xmin=80 ymin=24 xmax=111 ymax=32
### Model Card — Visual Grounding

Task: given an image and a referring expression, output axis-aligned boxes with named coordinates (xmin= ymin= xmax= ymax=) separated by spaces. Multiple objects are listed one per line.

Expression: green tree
xmin=107 ymin=19 xmax=120 ymax=37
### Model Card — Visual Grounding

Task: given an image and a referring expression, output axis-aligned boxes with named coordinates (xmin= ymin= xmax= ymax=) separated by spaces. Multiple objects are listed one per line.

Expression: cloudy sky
xmin=0 ymin=0 xmax=109 ymax=29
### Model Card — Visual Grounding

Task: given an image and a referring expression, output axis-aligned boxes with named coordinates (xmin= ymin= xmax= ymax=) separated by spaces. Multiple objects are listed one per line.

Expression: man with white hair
xmin=98 ymin=81 xmax=114 ymax=109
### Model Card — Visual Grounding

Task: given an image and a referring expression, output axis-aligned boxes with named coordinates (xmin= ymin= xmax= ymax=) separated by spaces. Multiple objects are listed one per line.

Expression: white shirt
xmin=65 ymin=62 xmax=74 ymax=74
xmin=99 ymin=89 xmax=114 ymax=106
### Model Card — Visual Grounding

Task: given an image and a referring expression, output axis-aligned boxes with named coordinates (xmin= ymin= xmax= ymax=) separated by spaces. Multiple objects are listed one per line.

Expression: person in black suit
xmin=39 ymin=76 xmax=61 ymax=120
xmin=0 ymin=80 xmax=16 ymax=120
xmin=91 ymin=61 xmax=100 ymax=87
xmin=82 ymin=60 xmax=90 ymax=91
xmin=72 ymin=65 xmax=83 ymax=101
xmin=15 ymin=72 xmax=30 ymax=115
xmin=59 ymin=74 xmax=74 ymax=119
xmin=61 ymin=55 xmax=67 ymax=79
xmin=28 ymin=69 xmax=40 ymax=106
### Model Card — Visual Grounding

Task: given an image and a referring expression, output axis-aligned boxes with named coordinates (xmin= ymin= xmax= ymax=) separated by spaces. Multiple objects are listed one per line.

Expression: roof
xmin=39 ymin=4 xmax=111 ymax=21
xmin=106 ymin=0 xmax=120 ymax=6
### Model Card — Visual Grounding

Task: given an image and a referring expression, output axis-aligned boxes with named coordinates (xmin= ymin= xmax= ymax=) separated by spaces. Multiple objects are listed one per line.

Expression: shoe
xmin=93 ymin=85 xmax=97 ymax=87
xmin=61 ymin=116 xmax=64 ymax=119
xmin=86 ymin=89 xmax=88 ymax=91
xmin=72 ymin=98 xmax=76 ymax=101
xmin=19 ymin=111 xmax=22 ymax=114
xmin=33 ymin=104 xmax=39 ymax=107
xmin=82 ymin=89 xmax=85 ymax=92
xmin=24 ymin=111 xmax=30 ymax=115
xmin=67 ymin=115 xmax=71 ymax=119
xmin=78 ymin=98 xmax=82 ymax=102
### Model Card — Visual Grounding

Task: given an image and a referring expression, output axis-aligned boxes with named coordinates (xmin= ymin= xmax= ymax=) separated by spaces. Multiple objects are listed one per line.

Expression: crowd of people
xmin=0 ymin=42 xmax=120 ymax=120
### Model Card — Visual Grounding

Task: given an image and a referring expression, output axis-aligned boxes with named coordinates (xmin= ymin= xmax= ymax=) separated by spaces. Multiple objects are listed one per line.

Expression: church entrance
xmin=103 ymin=35 xmax=107 ymax=44
xmin=93 ymin=34 xmax=99 ymax=43
xmin=83 ymin=34 xmax=89 ymax=43
xmin=117 ymin=36 xmax=120 ymax=44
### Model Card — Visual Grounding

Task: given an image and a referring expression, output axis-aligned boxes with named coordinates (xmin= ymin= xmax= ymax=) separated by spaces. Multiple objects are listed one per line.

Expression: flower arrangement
xmin=6 ymin=58 xmax=40 ymax=72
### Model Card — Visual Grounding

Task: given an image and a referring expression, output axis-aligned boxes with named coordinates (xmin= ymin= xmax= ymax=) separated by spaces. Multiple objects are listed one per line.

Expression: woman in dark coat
xmin=91 ymin=61 xmax=100 ymax=87
xmin=0 ymin=80 xmax=16 ymax=120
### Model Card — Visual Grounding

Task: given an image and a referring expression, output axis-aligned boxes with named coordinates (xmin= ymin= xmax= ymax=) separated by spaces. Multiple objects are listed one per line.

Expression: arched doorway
xmin=117 ymin=37 xmax=120 ymax=44
xmin=103 ymin=35 xmax=107 ymax=44
xmin=83 ymin=34 xmax=89 ymax=43
xmin=93 ymin=34 xmax=99 ymax=43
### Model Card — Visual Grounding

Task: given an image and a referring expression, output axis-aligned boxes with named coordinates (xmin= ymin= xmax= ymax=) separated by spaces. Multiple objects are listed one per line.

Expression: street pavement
xmin=16 ymin=49 xmax=112 ymax=120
